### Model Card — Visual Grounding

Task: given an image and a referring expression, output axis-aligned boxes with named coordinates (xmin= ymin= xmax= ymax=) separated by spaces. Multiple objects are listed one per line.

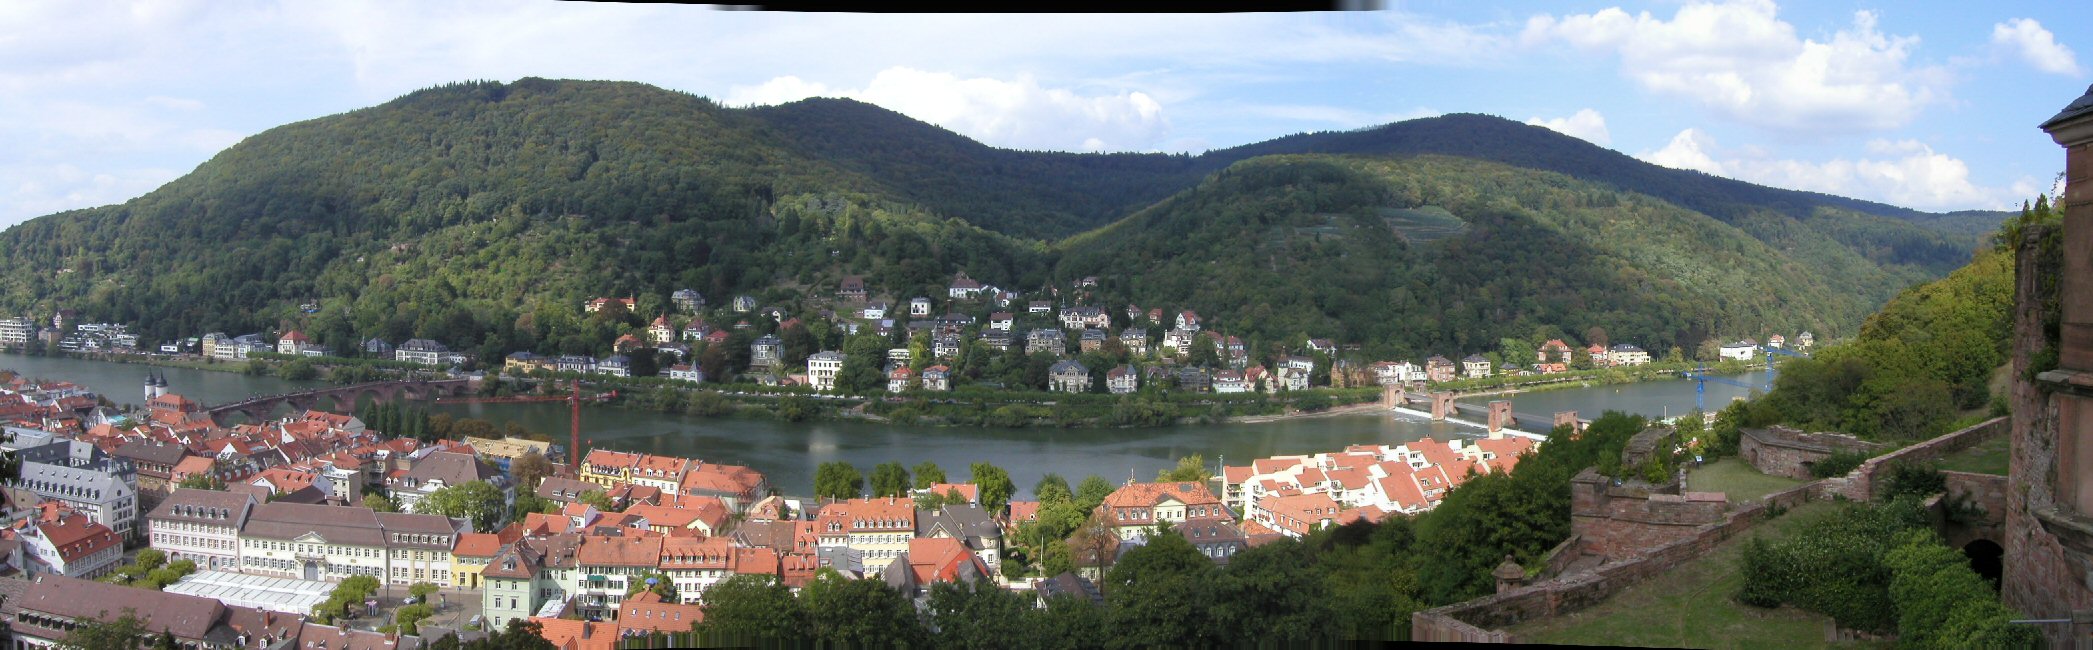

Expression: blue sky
xmin=2 ymin=1 xmax=2086 ymax=228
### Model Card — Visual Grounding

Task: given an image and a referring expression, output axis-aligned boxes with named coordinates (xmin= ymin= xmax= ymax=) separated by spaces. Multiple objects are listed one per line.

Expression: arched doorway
xmin=1965 ymin=539 xmax=2004 ymax=591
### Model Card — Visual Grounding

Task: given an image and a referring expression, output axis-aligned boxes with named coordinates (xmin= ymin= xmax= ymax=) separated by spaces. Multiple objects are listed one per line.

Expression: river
xmin=0 ymin=352 xmax=1765 ymax=499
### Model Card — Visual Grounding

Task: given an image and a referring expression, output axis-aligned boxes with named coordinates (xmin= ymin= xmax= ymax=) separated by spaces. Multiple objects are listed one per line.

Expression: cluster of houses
xmin=0 ymin=360 xmax=1564 ymax=648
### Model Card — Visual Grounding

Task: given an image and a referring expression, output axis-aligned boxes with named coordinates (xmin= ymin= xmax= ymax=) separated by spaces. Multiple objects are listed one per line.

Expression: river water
xmin=0 ymin=353 xmax=1764 ymax=498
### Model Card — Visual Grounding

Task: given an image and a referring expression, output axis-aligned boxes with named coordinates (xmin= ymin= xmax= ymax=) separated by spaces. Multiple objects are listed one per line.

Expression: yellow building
xmin=450 ymin=532 xmax=500 ymax=590
xmin=580 ymin=449 xmax=642 ymax=488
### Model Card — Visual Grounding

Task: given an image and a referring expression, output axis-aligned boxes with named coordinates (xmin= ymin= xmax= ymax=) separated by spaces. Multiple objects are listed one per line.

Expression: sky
xmin=3 ymin=1 xmax=2088 ymax=229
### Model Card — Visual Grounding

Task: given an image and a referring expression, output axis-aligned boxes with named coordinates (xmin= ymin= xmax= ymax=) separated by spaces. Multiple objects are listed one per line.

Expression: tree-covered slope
xmin=1055 ymin=155 xmax=1930 ymax=358
xmin=0 ymin=78 xmax=2009 ymax=360
xmin=748 ymin=98 xmax=1207 ymax=239
xmin=0 ymin=79 xmax=1048 ymax=349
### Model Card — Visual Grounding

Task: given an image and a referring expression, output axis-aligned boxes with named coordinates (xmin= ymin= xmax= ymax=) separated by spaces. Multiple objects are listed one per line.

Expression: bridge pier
xmin=1487 ymin=400 xmax=1515 ymax=435
xmin=1430 ymin=392 xmax=1456 ymax=421
xmin=1554 ymin=411 xmax=1586 ymax=437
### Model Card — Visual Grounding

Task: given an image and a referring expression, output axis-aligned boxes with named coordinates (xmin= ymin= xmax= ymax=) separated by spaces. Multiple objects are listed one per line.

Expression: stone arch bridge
xmin=205 ymin=379 xmax=477 ymax=425
xmin=1382 ymin=385 xmax=1587 ymax=435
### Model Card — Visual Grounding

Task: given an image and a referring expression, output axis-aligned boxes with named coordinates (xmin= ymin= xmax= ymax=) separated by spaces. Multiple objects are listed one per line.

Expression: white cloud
xmin=3 ymin=163 xmax=178 ymax=225
xmin=729 ymin=67 xmax=1170 ymax=152
xmin=1642 ymin=128 xmax=1726 ymax=175
xmin=1523 ymin=1 xmax=1948 ymax=132
xmin=1524 ymin=108 xmax=1611 ymax=146
xmin=1992 ymin=18 xmax=2081 ymax=76
xmin=1637 ymin=128 xmax=2013 ymax=210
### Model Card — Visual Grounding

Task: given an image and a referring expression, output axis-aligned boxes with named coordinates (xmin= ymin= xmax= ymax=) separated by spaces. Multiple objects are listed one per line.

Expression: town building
xmin=750 ymin=335 xmax=783 ymax=369
xmin=17 ymin=460 xmax=138 ymax=538
xmin=807 ymin=351 xmax=844 ymax=391
xmin=145 ymin=489 xmax=256 ymax=572
xmin=1461 ymin=354 xmax=1492 ymax=379
xmin=1608 ymin=344 xmax=1652 ymax=366
xmin=1097 ymin=481 xmax=1229 ymax=540
xmin=1026 ymin=329 xmax=1067 ymax=357
xmin=1719 ymin=340 xmax=1758 ymax=361
xmin=1049 ymin=360 xmax=1090 ymax=393
xmin=15 ymin=508 xmax=124 ymax=579
xmin=816 ymin=497 xmax=918 ymax=574
xmin=396 ymin=338 xmax=450 ymax=365
xmin=236 ymin=502 xmax=462 ymax=584
xmin=276 ymin=330 xmax=311 ymax=355
xmin=672 ymin=288 xmax=706 ymax=313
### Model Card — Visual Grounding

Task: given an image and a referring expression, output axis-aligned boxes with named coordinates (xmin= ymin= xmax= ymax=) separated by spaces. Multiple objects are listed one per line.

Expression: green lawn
xmin=1685 ymin=459 xmax=1803 ymax=504
xmin=1511 ymin=501 xmax=1886 ymax=649
xmin=1936 ymin=434 xmax=2011 ymax=476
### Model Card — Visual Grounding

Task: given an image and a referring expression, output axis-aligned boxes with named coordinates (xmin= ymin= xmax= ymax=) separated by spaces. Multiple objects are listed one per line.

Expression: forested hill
xmin=0 ymin=78 xmax=2010 ymax=358
xmin=1055 ymin=155 xmax=1937 ymax=356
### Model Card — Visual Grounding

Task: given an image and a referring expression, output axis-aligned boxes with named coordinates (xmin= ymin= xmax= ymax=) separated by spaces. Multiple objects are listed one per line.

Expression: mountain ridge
xmin=0 ymin=78 xmax=2009 ymax=360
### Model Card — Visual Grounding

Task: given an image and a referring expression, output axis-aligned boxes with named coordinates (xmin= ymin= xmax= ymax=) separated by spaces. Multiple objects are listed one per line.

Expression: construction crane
xmin=1682 ymin=365 xmax=1767 ymax=412
xmin=1758 ymin=345 xmax=1807 ymax=385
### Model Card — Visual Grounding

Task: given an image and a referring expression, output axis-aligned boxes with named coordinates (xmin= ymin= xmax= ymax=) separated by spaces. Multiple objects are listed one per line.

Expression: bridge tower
xmin=1430 ymin=392 xmax=1456 ymax=421
xmin=1487 ymin=400 xmax=1515 ymax=434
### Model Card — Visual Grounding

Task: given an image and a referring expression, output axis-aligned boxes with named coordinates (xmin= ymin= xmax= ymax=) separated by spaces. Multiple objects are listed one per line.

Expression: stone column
xmin=2041 ymin=86 xmax=2093 ymax=516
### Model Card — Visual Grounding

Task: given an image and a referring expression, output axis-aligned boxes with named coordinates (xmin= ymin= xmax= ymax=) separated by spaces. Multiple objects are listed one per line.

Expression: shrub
xmin=1734 ymin=498 xmax=1929 ymax=633
xmin=1884 ymin=530 xmax=2041 ymax=649
xmin=1810 ymin=450 xmax=1871 ymax=478
xmin=1878 ymin=462 xmax=1947 ymax=502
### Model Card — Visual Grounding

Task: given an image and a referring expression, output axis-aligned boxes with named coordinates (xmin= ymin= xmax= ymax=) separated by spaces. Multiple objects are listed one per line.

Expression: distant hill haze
xmin=0 ymin=78 xmax=2009 ymax=360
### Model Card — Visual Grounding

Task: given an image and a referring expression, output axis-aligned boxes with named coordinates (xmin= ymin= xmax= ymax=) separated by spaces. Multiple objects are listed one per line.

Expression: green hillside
xmin=0 ymin=78 xmax=2011 ymax=360
xmin=1055 ymin=155 xmax=1933 ymax=357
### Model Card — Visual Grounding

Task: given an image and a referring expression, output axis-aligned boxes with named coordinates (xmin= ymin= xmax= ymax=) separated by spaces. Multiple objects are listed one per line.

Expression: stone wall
xmin=1831 ymin=416 xmax=2009 ymax=501
xmin=1739 ymin=426 xmax=1884 ymax=481
xmin=1938 ymin=471 xmax=2008 ymax=549
xmin=1414 ymin=482 xmax=1815 ymax=642
xmin=1568 ymin=469 xmax=1726 ymax=560
xmin=2002 ymin=223 xmax=2093 ymax=641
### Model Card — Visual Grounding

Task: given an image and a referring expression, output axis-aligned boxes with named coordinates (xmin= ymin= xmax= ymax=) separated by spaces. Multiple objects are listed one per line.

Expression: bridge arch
xmin=1965 ymin=538 xmax=2003 ymax=591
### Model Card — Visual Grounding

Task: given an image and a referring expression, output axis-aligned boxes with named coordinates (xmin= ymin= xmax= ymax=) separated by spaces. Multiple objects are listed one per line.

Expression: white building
xmin=1719 ymin=340 xmax=1758 ymax=361
xmin=396 ymin=338 xmax=450 ymax=365
xmin=145 ymin=489 xmax=256 ymax=572
xmin=0 ymin=317 xmax=35 ymax=347
xmin=808 ymin=351 xmax=845 ymax=391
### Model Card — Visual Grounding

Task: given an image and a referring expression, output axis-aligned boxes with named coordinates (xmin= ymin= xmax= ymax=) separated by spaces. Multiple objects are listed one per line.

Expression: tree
xmin=510 ymin=450 xmax=553 ymax=491
xmin=394 ymin=603 xmax=436 ymax=636
xmin=176 ymin=473 xmax=225 ymax=491
xmin=1076 ymin=475 xmax=1115 ymax=512
xmin=869 ymin=462 xmax=911 ymax=498
xmin=697 ymin=575 xmax=806 ymax=644
xmin=408 ymin=582 xmax=441 ymax=602
xmin=626 ymin=571 xmax=678 ymax=601
xmin=815 ymin=461 xmax=864 ymax=501
xmin=576 ymin=489 xmax=618 ymax=512
xmin=803 ymin=572 xmax=928 ymax=647
xmin=912 ymin=461 xmax=947 ymax=489
xmin=927 ymin=579 xmax=1037 ymax=649
xmin=57 ymin=609 xmax=152 ymax=650
xmin=362 ymin=493 xmax=399 ymax=513
xmin=1104 ymin=527 xmax=1216 ymax=648
xmin=1207 ymin=539 xmax=1335 ymax=644
xmin=464 ymin=619 xmax=558 ymax=650
xmin=414 ymin=481 xmax=508 ymax=530
xmin=1155 ymin=455 xmax=1207 ymax=483
xmin=134 ymin=548 xmax=167 ymax=571
xmin=969 ymin=462 xmax=1015 ymax=514
xmin=1034 ymin=473 xmax=1073 ymax=506
xmin=1498 ymin=337 xmax=1538 ymax=368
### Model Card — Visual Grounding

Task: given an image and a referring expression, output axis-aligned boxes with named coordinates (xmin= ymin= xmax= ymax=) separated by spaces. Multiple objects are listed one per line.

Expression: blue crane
xmin=1758 ymin=345 xmax=1807 ymax=385
xmin=1682 ymin=365 xmax=1767 ymax=412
